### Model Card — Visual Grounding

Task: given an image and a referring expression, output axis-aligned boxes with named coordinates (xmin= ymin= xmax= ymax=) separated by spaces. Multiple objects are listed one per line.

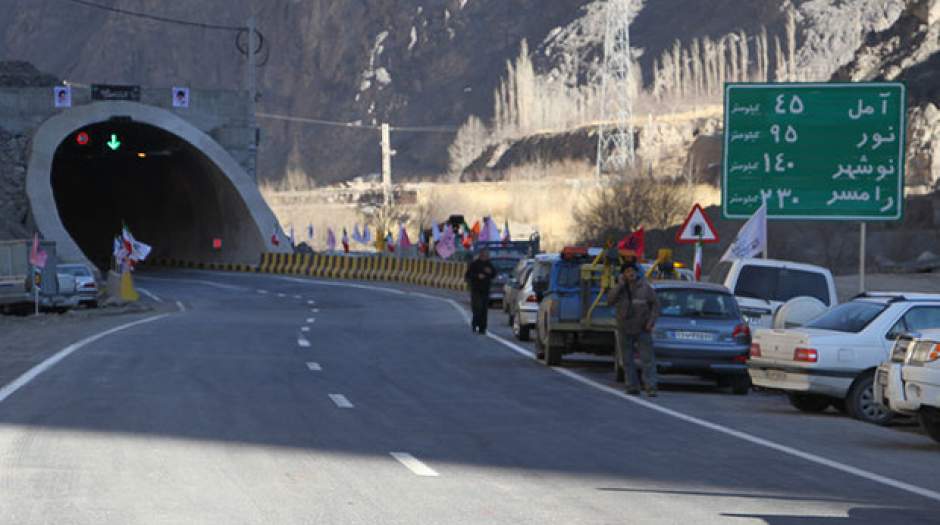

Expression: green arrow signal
xmin=106 ymin=134 xmax=121 ymax=151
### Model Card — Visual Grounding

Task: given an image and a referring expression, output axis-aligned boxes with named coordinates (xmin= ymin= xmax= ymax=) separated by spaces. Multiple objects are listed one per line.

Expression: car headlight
xmin=911 ymin=342 xmax=940 ymax=364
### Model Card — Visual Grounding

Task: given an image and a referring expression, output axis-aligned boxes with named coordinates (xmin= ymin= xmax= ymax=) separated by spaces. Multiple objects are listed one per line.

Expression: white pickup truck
xmin=875 ymin=330 xmax=940 ymax=444
xmin=708 ymin=258 xmax=837 ymax=328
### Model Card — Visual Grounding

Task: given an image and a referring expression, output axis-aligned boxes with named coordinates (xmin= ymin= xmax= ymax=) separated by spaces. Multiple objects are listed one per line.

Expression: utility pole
xmin=381 ymin=122 xmax=393 ymax=207
xmin=596 ymin=0 xmax=636 ymax=177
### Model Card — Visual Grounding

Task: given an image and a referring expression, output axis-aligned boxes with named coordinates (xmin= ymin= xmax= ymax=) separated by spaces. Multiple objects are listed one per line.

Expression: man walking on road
xmin=608 ymin=262 xmax=661 ymax=396
xmin=465 ymin=248 xmax=496 ymax=334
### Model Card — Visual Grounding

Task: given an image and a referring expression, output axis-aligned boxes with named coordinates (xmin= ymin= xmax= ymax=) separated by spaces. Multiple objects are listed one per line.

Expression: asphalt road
xmin=0 ymin=269 xmax=938 ymax=524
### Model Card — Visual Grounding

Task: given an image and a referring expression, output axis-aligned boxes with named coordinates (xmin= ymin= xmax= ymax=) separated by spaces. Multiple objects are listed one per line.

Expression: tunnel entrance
xmin=51 ymin=120 xmax=261 ymax=271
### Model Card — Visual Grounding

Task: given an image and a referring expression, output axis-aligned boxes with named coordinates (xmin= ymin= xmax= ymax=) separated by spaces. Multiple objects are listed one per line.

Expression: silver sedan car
xmin=57 ymin=263 xmax=99 ymax=308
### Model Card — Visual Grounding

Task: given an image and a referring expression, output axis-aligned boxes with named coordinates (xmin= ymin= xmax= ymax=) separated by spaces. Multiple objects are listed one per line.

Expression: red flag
xmin=617 ymin=228 xmax=645 ymax=259
xmin=471 ymin=220 xmax=481 ymax=238
xmin=271 ymin=229 xmax=280 ymax=246
xmin=342 ymin=228 xmax=350 ymax=253
xmin=462 ymin=235 xmax=472 ymax=249
xmin=29 ymin=233 xmax=47 ymax=269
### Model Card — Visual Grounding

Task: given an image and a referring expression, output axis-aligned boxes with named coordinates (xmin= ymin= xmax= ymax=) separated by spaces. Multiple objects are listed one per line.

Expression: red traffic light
xmin=76 ymin=131 xmax=89 ymax=145
xmin=212 ymin=238 xmax=222 ymax=250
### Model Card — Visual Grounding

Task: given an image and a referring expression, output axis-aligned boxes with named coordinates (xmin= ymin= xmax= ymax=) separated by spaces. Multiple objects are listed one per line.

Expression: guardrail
xmin=144 ymin=254 xmax=469 ymax=292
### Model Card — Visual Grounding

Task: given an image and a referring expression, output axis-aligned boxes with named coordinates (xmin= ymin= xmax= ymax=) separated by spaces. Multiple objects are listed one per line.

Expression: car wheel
xmin=544 ymin=331 xmax=562 ymax=366
xmin=513 ymin=315 xmax=530 ymax=342
xmin=534 ymin=326 xmax=545 ymax=360
xmin=729 ymin=376 xmax=750 ymax=396
xmin=846 ymin=372 xmax=894 ymax=425
xmin=787 ymin=393 xmax=831 ymax=413
xmin=919 ymin=407 xmax=940 ymax=444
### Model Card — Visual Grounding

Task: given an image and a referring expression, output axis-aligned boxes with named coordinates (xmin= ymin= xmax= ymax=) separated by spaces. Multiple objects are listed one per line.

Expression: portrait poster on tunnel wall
xmin=172 ymin=87 xmax=190 ymax=108
xmin=53 ymin=86 xmax=71 ymax=108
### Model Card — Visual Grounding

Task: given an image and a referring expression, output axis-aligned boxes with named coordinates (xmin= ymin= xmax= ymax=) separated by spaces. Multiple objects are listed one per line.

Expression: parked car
xmin=647 ymin=281 xmax=752 ymax=394
xmin=503 ymin=258 xmax=534 ymax=316
xmin=709 ymin=258 xmax=837 ymax=328
xmin=510 ymin=254 xmax=558 ymax=341
xmin=875 ymin=330 xmax=940 ymax=444
xmin=57 ymin=263 xmax=99 ymax=308
xmin=749 ymin=293 xmax=940 ymax=424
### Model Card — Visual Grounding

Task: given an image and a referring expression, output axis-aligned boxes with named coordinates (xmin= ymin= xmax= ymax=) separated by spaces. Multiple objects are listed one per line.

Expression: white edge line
xmin=328 ymin=394 xmax=354 ymax=408
xmin=390 ymin=452 xmax=439 ymax=477
xmin=297 ymin=337 xmax=311 ymax=348
xmin=176 ymin=300 xmax=186 ymax=312
xmin=484 ymin=329 xmax=940 ymax=504
xmin=253 ymin=272 xmax=940 ymax=502
xmin=306 ymin=318 xmax=316 ymax=324
xmin=0 ymin=314 xmax=172 ymax=404
xmin=136 ymin=287 xmax=163 ymax=303
xmin=306 ymin=362 xmax=322 ymax=371
xmin=301 ymin=326 xmax=311 ymax=332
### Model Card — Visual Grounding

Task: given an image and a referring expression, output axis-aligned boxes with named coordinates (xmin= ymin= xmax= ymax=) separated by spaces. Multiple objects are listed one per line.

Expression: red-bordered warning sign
xmin=676 ymin=204 xmax=719 ymax=244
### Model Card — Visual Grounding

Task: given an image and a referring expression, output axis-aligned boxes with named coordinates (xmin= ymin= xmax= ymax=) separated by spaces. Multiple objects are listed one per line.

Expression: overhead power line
xmin=60 ymin=0 xmax=245 ymax=31
xmin=256 ymin=112 xmax=457 ymax=134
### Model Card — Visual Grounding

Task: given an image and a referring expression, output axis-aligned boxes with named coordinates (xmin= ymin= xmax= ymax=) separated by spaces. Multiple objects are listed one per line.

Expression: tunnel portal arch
xmin=26 ymin=101 xmax=287 ymax=269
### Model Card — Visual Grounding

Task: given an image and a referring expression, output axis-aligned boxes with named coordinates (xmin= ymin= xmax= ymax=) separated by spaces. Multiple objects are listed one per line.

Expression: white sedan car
xmin=875 ymin=330 xmax=940 ymax=443
xmin=748 ymin=293 xmax=940 ymax=425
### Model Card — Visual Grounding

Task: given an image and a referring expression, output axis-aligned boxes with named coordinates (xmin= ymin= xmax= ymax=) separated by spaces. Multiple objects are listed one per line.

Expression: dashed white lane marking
xmin=176 ymin=301 xmax=186 ymax=312
xmin=293 ymin=295 xmax=302 ymax=299
xmin=297 ymin=337 xmax=311 ymax=348
xmin=328 ymin=394 xmax=354 ymax=408
xmin=277 ymin=293 xmax=286 ymax=298
xmin=301 ymin=326 xmax=311 ymax=332
xmin=307 ymin=300 xmax=316 ymax=305
xmin=311 ymin=308 xmax=320 ymax=313
xmin=191 ymin=273 xmax=940 ymax=503
xmin=137 ymin=288 xmax=163 ymax=303
xmin=390 ymin=452 xmax=439 ymax=477
xmin=0 ymin=314 xmax=172 ymax=405
xmin=306 ymin=362 xmax=322 ymax=371
xmin=482 ymin=330 xmax=940 ymax=504
xmin=306 ymin=318 xmax=316 ymax=324
xmin=257 ymin=289 xmax=268 ymax=294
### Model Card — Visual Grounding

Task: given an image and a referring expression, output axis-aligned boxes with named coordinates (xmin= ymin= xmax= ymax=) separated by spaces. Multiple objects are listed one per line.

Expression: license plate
xmin=672 ymin=331 xmax=715 ymax=342
xmin=767 ymin=370 xmax=787 ymax=382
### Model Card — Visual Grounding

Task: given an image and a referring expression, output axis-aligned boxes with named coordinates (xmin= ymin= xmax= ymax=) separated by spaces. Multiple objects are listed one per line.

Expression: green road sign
xmin=722 ymin=82 xmax=906 ymax=221
xmin=107 ymin=133 xmax=122 ymax=151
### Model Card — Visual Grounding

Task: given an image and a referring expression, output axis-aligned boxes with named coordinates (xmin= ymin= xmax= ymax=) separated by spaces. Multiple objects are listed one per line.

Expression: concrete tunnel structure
xmin=25 ymin=100 xmax=288 ymax=271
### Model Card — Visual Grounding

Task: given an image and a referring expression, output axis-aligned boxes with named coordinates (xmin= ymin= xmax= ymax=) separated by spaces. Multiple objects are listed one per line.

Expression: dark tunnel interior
xmin=51 ymin=120 xmax=260 ymax=271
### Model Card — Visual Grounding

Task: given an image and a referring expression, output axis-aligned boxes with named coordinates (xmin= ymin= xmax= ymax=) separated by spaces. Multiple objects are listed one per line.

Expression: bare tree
xmin=774 ymin=35 xmax=787 ymax=82
xmin=448 ymin=115 xmax=488 ymax=174
xmin=574 ymin=175 xmax=694 ymax=245
xmin=759 ymin=27 xmax=770 ymax=82
xmin=738 ymin=30 xmax=750 ymax=82
xmin=786 ymin=8 xmax=798 ymax=82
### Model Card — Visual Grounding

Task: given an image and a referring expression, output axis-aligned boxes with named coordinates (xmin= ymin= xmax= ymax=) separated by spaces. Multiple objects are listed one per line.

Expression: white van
xmin=708 ymin=258 xmax=837 ymax=328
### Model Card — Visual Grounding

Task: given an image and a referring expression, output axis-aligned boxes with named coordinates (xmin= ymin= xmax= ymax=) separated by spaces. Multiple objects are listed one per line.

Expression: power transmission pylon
xmin=595 ymin=0 xmax=636 ymax=177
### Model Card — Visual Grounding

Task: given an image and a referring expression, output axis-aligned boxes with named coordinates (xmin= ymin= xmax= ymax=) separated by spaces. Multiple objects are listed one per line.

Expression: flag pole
xmin=859 ymin=222 xmax=867 ymax=293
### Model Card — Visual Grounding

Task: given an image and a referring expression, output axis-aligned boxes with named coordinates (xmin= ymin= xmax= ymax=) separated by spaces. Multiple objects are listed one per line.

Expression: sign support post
xmin=860 ymin=222 xmax=867 ymax=293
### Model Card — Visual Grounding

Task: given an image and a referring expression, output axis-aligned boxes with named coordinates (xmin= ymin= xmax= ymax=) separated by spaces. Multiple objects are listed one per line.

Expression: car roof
xmin=852 ymin=292 xmax=940 ymax=304
xmin=652 ymin=280 xmax=733 ymax=293
xmin=730 ymin=257 xmax=832 ymax=274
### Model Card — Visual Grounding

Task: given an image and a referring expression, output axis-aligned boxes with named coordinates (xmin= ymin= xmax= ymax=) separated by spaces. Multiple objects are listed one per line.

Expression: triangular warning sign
xmin=676 ymin=204 xmax=719 ymax=244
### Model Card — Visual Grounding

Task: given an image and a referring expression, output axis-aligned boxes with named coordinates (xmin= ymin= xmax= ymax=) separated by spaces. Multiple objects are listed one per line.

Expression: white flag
xmin=720 ymin=202 xmax=767 ymax=262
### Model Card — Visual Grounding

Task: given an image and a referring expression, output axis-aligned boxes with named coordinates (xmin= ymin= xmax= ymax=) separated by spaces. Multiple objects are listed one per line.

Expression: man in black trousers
xmin=465 ymin=249 xmax=496 ymax=334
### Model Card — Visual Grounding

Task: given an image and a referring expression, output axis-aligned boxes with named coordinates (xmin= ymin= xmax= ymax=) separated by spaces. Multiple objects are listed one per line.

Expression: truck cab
xmin=534 ymin=248 xmax=617 ymax=366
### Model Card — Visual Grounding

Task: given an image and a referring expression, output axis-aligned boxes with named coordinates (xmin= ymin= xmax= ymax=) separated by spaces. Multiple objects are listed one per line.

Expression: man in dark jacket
xmin=607 ymin=262 xmax=661 ymax=396
xmin=465 ymin=249 xmax=496 ymax=334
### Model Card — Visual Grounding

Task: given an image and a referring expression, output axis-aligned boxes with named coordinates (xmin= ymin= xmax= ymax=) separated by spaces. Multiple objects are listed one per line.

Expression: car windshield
xmin=491 ymin=258 xmax=519 ymax=274
xmin=658 ymin=289 xmax=740 ymax=319
xmin=58 ymin=266 xmax=91 ymax=277
xmin=806 ymin=301 xmax=886 ymax=333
